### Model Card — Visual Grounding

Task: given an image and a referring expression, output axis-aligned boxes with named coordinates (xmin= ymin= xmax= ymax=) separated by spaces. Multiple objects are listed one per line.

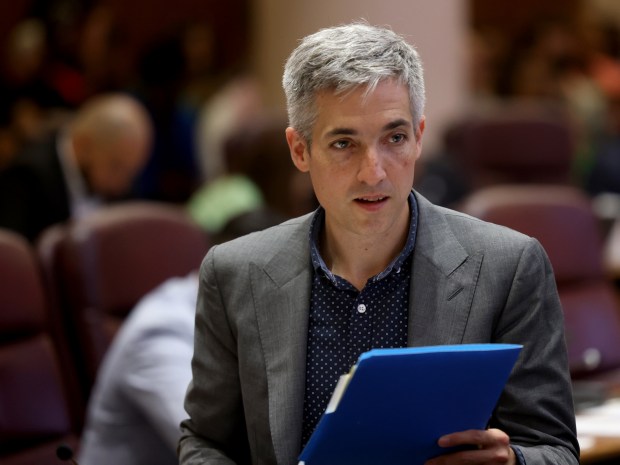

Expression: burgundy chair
xmin=0 ymin=228 xmax=80 ymax=465
xmin=36 ymin=201 xmax=210 ymax=401
xmin=459 ymin=185 xmax=620 ymax=385
xmin=446 ymin=101 xmax=575 ymax=190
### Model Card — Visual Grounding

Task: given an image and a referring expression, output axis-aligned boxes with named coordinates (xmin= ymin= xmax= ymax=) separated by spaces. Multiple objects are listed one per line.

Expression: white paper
xmin=576 ymin=398 xmax=620 ymax=437
xmin=578 ymin=436 xmax=596 ymax=450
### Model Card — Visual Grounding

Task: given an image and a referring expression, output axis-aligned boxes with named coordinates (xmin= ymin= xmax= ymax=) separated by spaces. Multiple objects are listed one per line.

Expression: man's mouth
xmin=355 ymin=196 xmax=388 ymax=203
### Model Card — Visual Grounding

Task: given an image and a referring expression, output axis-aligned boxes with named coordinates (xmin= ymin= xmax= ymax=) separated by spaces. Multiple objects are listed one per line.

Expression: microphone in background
xmin=56 ymin=443 xmax=79 ymax=465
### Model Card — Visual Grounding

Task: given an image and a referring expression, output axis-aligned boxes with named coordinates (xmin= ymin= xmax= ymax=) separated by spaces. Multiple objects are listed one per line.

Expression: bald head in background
xmin=69 ymin=94 xmax=153 ymax=199
xmin=0 ymin=93 xmax=153 ymax=242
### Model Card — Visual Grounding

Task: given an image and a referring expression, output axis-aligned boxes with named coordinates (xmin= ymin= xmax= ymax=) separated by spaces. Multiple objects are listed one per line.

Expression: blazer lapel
xmin=408 ymin=193 xmax=484 ymax=346
xmin=250 ymin=218 xmax=312 ymax=465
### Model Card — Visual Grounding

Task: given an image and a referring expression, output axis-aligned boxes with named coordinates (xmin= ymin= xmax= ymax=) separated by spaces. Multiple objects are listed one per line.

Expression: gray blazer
xmin=179 ymin=192 xmax=579 ymax=465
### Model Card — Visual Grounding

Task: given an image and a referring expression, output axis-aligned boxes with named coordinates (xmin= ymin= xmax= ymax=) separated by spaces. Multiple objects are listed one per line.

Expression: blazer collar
xmin=408 ymin=192 xmax=483 ymax=346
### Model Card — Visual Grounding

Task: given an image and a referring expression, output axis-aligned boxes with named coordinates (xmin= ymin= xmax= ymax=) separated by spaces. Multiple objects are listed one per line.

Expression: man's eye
xmin=390 ymin=133 xmax=407 ymax=143
xmin=332 ymin=140 xmax=350 ymax=149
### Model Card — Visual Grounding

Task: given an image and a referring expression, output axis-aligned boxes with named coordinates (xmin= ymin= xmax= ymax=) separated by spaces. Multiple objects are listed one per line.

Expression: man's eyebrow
xmin=383 ymin=118 xmax=412 ymax=131
xmin=325 ymin=127 xmax=357 ymax=138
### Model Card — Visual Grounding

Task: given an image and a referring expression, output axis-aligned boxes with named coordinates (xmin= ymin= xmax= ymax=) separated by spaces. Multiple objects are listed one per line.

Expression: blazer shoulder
xmin=203 ymin=213 xmax=313 ymax=270
xmin=414 ymin=197 xmax=550 ymax=287
xmin=417 ymin=195 xmax=538 ymax=258
xmin=442 ymin=206 xmax=530 ymax=238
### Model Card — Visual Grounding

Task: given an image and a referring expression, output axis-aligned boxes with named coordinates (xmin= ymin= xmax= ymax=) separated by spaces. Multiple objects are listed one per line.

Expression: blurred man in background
xmin=0 ymin=92 xmax=152 ymax=242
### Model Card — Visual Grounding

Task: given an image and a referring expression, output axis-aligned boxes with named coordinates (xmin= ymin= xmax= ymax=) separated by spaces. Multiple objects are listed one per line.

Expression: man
xmin=0 ymin=92 xmax=152 ymax=242
xmin=179 ymin=22 xmax=579 ymax=465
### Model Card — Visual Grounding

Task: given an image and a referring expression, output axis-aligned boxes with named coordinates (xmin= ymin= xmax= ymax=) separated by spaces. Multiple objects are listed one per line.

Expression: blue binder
xmin=299 ymin=343 xmax=523 ymax=465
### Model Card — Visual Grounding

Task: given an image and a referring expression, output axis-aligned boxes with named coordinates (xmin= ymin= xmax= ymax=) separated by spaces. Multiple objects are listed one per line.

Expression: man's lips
xmin=355 ymin=196 xmax=388 ymax=203
xmin=354 ymin=196 xmax=390 ymax=211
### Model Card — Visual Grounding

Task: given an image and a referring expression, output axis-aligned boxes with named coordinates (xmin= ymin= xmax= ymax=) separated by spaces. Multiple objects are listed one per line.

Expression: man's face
xmin=286 ymin=79 xmax=424 ymax=242
xmin=82 ymin=134 xmax=149 ymax=199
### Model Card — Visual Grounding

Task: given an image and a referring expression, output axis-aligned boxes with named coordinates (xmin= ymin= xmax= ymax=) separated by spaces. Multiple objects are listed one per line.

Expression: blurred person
xmin=156 ymin=20 xmax=224 ymax=198
xmin=481 ymin=15 xmax=607 ymax=188
xmin=494 ymin=15 xmax=604 ymax=112
xmin=0 ymin=18 xmax=69 ymax=165
xmin=0 ymin=92 xmax=152 ymax=242
xmin=29 ymin=0 xmax=93 ymax=107
xmin=582 ymin=18 xmax=620 ymax=195
xmin=77 ymin=271 xmax=199 ymax=465
xmin=76 ymin=4 xmax=124 ymax=98
xmin=220 ymin=114 xmax=317 ymax=219
xmin=77 ymin=208 xmax=285 ymax=465
xmin=187 ymin=113 xmax=317 ymax=238
xmin=131 ymin=34 xmax=185 ymax=201
xmin=27 ymin=1 xmax=125 ymax=108
xmin=178 ymin=20 xmax=222 ymax=107
xmin=467 ymin=26 xmax=507 ymax=101
xmin=186 ymin=173 xmax=265 ymax=238
xmin=195 ymin=74 xmax=265 ymax=184
xmin=0 ymin=17 xmax=63 ymax=116
xmin=584 ymin=88 xmax=620 ymax=197
xmin=133 ymin=21 xmax=232 ymax=202
xmin=179 ymin=22 xmax=578 ymax=465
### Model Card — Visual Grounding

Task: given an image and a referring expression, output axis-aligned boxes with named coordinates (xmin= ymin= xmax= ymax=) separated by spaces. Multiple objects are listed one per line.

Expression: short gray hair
xmin=282 ymin=22 xmax=425 ymax=143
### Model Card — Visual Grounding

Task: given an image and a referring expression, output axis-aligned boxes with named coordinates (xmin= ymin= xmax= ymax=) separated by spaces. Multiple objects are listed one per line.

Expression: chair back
xmin=459 ymin=185 xmax=620 ymax=381
xmin=0 ymin=228 xmax=79 ymax=464
xmin=446 ymin=102 xmax=575 ymax=189
xmin=37 ymin=201 xmax=210 ymax=398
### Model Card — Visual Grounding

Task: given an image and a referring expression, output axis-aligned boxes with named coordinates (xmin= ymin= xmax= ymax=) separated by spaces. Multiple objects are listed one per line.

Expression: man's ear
xmin=414 ymin=115 xmax=425 ymax=160
xmin=286 ymin=127 xmax=310 ymax=172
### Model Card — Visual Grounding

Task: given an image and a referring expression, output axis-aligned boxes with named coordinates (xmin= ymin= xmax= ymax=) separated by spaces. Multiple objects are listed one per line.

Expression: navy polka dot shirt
xmin=301 ymin=192 xmax=419 ymax=446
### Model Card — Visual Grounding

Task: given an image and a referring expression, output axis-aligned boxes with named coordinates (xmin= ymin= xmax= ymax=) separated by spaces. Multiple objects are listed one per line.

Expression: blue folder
xmin=299 ymin=343 xmax=523 ymax=465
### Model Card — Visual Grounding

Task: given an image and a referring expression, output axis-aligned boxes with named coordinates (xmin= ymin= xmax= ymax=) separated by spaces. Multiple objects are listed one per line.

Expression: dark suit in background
xmin=0 ymin=132 xmax=70 ymax=242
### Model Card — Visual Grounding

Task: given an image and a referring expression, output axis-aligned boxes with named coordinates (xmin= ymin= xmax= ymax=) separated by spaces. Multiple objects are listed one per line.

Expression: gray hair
xmin=282 ymin=22 xmax=425 ymax=143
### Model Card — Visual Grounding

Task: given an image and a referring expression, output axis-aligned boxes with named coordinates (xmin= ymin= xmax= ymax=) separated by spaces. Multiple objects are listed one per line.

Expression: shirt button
xmin=357 ymin=304 xmax=367 ymax=314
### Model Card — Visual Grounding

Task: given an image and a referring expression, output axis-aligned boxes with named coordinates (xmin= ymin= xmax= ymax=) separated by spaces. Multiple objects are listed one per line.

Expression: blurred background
xmin=0 ymin=0 xmax=619 ymax=195
xmin=1 ymin=0 xmax=620 ymax=207
xmin=2 ymin=0 xmax=620 ymax=464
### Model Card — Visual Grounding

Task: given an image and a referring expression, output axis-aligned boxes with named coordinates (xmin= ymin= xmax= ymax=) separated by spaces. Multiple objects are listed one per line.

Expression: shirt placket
xmin=348 ymin=286 xmax=374 ymax=366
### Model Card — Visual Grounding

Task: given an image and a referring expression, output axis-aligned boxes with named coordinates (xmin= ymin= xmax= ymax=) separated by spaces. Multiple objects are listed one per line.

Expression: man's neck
xmin=320 ymin=215 xmax=410 ymax=291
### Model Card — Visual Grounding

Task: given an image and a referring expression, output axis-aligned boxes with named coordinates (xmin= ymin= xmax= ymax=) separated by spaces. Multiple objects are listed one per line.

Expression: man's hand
xmin=425 ymin=428 xmax=516 ymax=465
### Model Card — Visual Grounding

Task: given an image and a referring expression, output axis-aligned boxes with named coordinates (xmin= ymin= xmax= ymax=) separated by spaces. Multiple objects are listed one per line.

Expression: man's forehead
xmin=315 ymin=85 xmax=412 ymax=117
xmin=322 ymin=117 xmax=413 ymax=137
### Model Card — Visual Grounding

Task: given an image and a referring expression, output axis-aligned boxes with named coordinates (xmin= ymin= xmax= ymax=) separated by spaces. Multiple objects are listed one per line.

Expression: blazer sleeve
xmin=490 ymin=237 xmax=579 ymax=465
xmin=178 ymin=246 xmax=251 ymax=465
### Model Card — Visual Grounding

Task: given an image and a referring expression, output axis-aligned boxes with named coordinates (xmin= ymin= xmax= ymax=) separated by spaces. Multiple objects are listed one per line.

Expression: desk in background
xmin=577 ymin=398 xmax=620 ymax=464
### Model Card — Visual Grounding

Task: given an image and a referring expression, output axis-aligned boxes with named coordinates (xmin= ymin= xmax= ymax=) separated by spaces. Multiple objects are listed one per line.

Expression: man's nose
xmin=357 ymin=146 xmax=387 ymax=185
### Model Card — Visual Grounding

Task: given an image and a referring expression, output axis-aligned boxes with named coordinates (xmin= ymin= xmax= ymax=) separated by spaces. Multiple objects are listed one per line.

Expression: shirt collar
xmin=57 ymin=131 xmax=102 ymax=218
xmin=309 ymin=191 xmax=418 ymax=284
